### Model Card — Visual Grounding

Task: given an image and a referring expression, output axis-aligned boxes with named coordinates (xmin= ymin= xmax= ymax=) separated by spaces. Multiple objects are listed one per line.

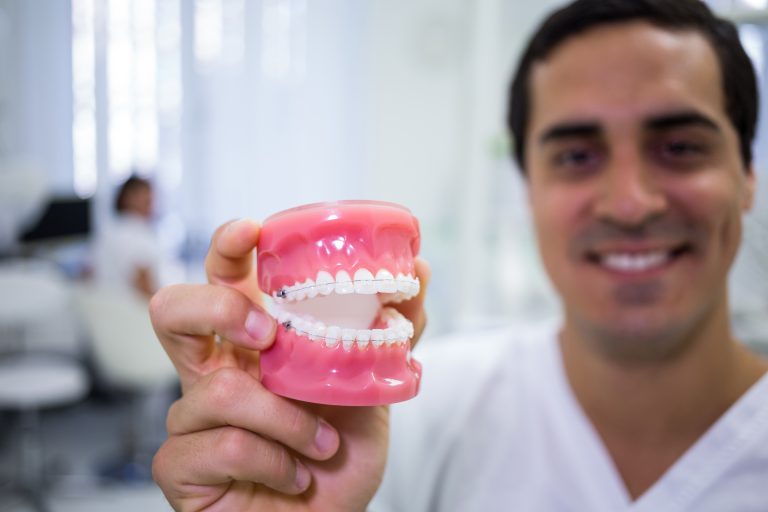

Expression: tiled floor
xmin=0 ymin=391 xmax=175 ymax=512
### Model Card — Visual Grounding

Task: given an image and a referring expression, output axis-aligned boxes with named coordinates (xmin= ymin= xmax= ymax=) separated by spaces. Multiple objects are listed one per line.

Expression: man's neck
xmin=559 ymin=300 xmax=768 ymax=499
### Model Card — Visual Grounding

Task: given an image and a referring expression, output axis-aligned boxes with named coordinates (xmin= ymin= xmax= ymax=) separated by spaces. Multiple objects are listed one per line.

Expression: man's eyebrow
xmin=644 ymin=111 xmax=721 ymax=132
xmin=539 ymin=122 xmax=601 ymax=145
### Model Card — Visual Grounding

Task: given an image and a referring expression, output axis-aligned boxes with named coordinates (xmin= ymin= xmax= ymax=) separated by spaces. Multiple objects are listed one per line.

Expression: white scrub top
xmin=372 ymin=321 xmax=768 ymax=512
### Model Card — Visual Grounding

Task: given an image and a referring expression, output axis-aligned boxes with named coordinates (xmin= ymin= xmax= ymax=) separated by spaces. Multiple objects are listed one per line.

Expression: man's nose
xmin=593 ymin=151 xmax=667 ymax=226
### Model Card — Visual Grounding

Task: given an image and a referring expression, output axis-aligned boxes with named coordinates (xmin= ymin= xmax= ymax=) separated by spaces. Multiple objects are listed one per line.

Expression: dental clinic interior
xmin=1 ymin=0 xmax=768 ymax=510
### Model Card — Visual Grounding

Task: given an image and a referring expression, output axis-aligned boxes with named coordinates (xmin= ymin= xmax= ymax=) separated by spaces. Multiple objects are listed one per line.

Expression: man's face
xmin=525 ymin=22 xmax=755 ymax=360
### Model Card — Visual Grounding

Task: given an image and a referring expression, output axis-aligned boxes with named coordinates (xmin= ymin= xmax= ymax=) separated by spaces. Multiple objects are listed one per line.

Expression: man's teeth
xmin=276 ymin=307 xmax=414 ymax=349
xmin=600 ymin=251 xmax=670 ymax=272
xmin=274 ymin=268 xmax=420 ymax=303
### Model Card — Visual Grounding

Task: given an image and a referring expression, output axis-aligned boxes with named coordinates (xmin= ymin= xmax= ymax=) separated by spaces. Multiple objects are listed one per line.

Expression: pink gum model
xmin=257 ymin=200 xmax=422 ymax=406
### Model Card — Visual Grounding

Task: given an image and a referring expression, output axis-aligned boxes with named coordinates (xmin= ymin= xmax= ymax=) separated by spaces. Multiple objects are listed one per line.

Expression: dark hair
xmin=507 ymin=0 xmax=758 ymax=173
xmin=115 ymin=175 xmax=152 ymax=213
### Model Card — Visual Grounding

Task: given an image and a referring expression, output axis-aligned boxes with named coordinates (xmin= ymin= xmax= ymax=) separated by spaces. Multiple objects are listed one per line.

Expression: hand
xmin=150 ymin=219 xmax=429 ymax=511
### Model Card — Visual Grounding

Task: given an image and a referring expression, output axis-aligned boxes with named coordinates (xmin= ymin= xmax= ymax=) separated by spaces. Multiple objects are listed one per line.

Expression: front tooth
xmin=371 ymin=329 xmax=385 ymax=347
xmin=324 ymin=326 xmax=341 ymax=347
xmin=335 ymin=270 xmax=355 ymax=294
xmin=308 ymin=322 xmax=326 ymax=342
xmin=316 ymin=271 xmax=335 ymax=295
xmin=341 ymin=329 xmax=356 ymax=350
xmin=353 ymin=269 xmax=377 ymax=294
xmin=375 ymin=269 xmax=397 ymax=293
xmin=603 ymin=252 xmax=667 ymax=272
xmin=356 ymin=329 xmax=371 ymax=348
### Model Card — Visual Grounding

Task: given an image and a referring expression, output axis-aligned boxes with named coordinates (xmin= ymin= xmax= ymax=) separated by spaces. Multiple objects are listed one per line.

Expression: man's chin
xmin=575 ymin=314 xmax=697 ymax=365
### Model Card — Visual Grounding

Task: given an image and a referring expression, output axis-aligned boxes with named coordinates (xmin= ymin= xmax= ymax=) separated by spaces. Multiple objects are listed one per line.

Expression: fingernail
xmin=314 ymin=419 xmax=338 ymax=455
xmin=245 ymin=310 xmax=274 ymax=342
xmin=295 ymin=460 xmax=311 ymax=491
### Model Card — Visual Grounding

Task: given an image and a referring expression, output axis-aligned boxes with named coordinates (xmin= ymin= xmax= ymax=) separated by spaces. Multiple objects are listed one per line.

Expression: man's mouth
xmin=586 ymin=244 xmax=693 ymax=274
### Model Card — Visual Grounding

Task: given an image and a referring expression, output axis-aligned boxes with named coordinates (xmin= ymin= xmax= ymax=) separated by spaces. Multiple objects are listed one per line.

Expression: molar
xmin=304 ymin=278 xmax=318 ymax=299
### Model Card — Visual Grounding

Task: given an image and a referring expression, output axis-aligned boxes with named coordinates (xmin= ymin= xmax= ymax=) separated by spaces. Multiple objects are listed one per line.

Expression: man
xmin=149 ymin=0 xmax=768 ymax=510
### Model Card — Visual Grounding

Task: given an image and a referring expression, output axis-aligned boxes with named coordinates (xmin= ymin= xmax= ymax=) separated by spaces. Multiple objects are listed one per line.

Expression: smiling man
xmin=150 ymin=1 xmax=768 ymax=511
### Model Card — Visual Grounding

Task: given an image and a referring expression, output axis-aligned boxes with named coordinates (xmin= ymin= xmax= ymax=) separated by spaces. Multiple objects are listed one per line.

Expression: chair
xmin=74 ymin=284 xmax=178 ymax=480
xmin=0 ymin=262 xmax=90 ymax=512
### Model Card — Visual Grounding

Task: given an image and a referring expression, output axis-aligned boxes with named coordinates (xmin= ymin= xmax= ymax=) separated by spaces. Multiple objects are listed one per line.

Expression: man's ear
xmin=743 ymin=164 xmax=757 ymax=212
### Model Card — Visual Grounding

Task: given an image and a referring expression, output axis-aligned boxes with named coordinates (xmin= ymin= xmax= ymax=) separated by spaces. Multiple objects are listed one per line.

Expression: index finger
xmin=204 ymin=218 xmax=263 ymax=302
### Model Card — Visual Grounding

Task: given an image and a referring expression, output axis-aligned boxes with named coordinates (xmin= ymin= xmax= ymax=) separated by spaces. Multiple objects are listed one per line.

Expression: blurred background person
xmin=92 ymin=175 xmax=160 ymax=301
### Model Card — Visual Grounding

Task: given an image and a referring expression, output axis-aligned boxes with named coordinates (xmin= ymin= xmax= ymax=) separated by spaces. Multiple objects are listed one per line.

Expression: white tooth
xmin=375 ymin=269 xmax=397 ymax=293
xmin=308 ymin=322 xmax=326 ymax=342
xmin=406 ymin=322 xmax=414 ymax=338
xmin=324 ymin=326 xmax=341 ymax=347
xmin=335 ymin=270 xmax=355 ymax=294
xmin=291 ymin=281 xmax=306 ymax=301
xmin=294 ymin=318 xmax=311 ymax=335
xmin=341 ymin=329 xmax=356 ymax=350
xmin=603 ymin=251 xmax=668 ymax=272
xmin=356 ymin=329 xmax=371 ymax=348
xmin=396 ymin=325 xmax=410 ymax=341
xmin=353 ymin=268 xmax=377 ymax=294
xmin=384 ymin=328 xmax=398 ymax=345
xmin=276 ymin=310 xmax=291 ymax=324
xmin=396 ymin=273 xmax=411 ymax=293
xmin=273 ymin=294 xmax=285 ymax=304
xmin=371 ymin=329 xmax=385 ymax=347
xmin=316 ymin=271 xmax=335 ymax=295
xmin=303 ymin=278 xmax=318 ymax=299
xmin=406 ymin=279 xmax=420 ymax=298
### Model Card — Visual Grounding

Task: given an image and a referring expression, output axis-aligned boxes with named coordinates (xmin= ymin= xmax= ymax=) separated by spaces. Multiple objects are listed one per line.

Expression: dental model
xmin=257 ymin=200 xmax=422 ymax=406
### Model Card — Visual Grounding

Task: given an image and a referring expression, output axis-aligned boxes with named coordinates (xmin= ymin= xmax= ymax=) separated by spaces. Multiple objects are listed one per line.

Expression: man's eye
xmin=658 ymin=140 xmax=706 ymax=161
xmin=554 ymin=149 xmax=600 ymax=170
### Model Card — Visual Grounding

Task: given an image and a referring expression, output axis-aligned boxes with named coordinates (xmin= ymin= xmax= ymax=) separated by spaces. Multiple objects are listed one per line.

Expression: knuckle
xmin=165 ymin=398 xmax=183 ymax=434
xmin=209 ymin=287 xmax=246 ymax=330
xmin=148 ymin=286 xmax=172 ymax=326
xmin=217 ymin=427 xmax=251 ymax=464
xmin=151 ymin=440 xmax=172 ymax=487
xmin=206 ymin=367 xmax=247 ymax=411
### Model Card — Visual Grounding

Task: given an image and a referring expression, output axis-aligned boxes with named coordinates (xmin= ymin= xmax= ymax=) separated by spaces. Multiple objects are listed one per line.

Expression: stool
xmin=0 ymin=353 xmax=89 ymax=512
